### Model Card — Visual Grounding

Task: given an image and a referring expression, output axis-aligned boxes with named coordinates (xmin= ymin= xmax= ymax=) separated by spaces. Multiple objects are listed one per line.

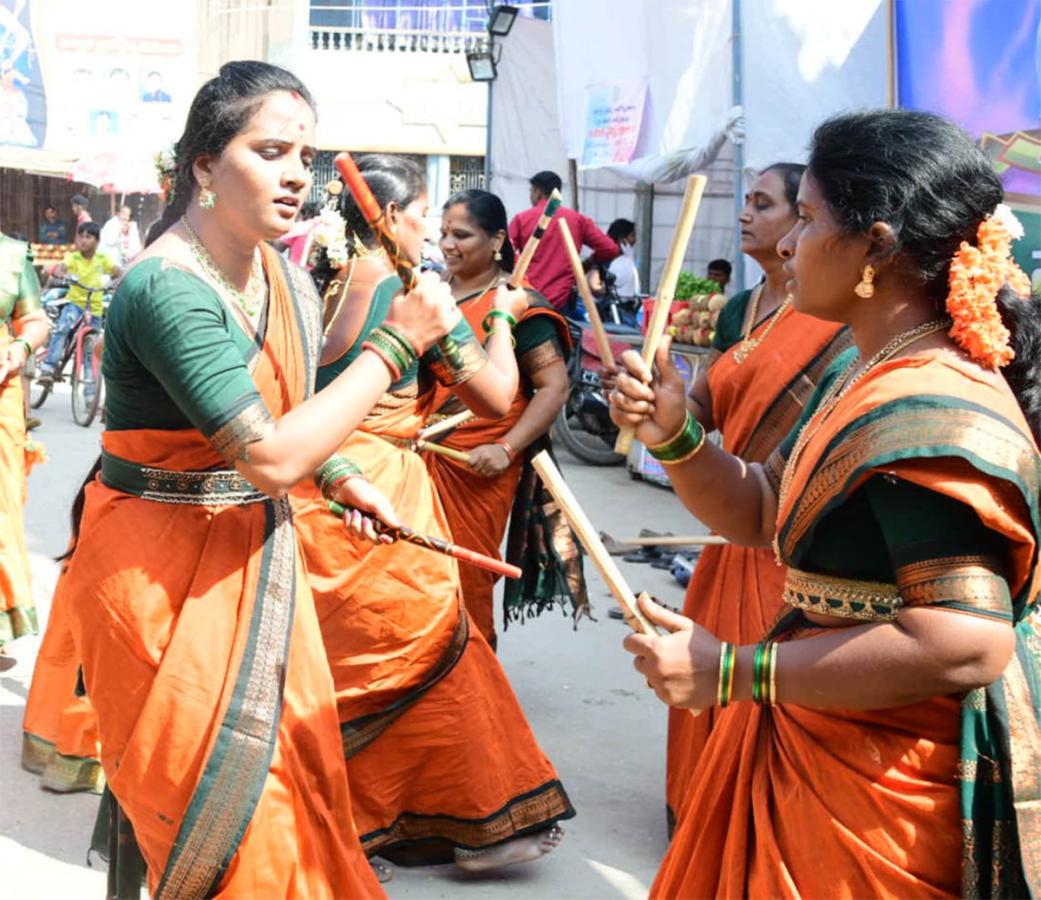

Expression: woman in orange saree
xmin=665 ymin=165 xmax=851 ymax=823
xmin=294 ymin=156 xmax=574 ymax=878
xmin=61 ymin=63 xmax=458 ymax=898
xmin=0 ymin=230 xmax=49 ymax=667
xmin=425 ymin=189 xmax=585 ymax=648
xmin=611 ymin=109 xmax=1041 ymax=897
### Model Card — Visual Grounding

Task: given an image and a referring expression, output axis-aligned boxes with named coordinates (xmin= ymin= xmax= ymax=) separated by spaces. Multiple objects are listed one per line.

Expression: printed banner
xmin=0 ymin=0 xmax=46 ymax=147
xmin=580 ymin=81 xmax=647 ymax=168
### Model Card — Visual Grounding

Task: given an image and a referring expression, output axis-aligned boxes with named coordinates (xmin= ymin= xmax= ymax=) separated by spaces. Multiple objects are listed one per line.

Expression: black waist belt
xmin=100 ymin=451 xmax=267 ymax=506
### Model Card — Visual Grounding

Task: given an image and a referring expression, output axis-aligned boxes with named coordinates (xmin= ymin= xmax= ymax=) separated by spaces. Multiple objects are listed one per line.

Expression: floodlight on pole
xmin=488 ymin=4 xmax=519 ymax=36
xmin=466 ymin=45 xmax=498 ymax=82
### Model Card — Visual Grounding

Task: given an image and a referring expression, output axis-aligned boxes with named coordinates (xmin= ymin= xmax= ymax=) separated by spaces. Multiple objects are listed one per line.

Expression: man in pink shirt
xmin=508 ymin=170 xmax=619 ymax=311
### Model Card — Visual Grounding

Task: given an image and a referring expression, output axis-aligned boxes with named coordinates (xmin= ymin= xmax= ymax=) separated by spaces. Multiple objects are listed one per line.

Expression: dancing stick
xmin=510 ymin=189 xmax=562 ymax=287
xmin=334 ymin=152 xmax=465 ymax=368
xmin=557 ymin=218 xmax=614 ymax=368
xmin=614 ymin=174 xmax=707 ymax=454
xmin=620 ymin=535 xmax=730 ymax=547
xmin=416 ymin=440 xmax=470 ymax=464
xmin=531 ymin=450 xmax=703 ymax=715
xmin=417 ymin=409 xmax=475 ymax=442
xmin=531 ymin=450 xmax=657 ymax=634
xmin=328 ymin=501 xmax=521 ymax=579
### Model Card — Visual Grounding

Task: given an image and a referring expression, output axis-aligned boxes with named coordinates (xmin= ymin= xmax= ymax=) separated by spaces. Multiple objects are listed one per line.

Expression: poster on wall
xmin=0 ymin=0 xmax=194 ymax=171
xmin=896 ymin=0 xmax=1041 ymax=288
xmin=0 ymin=0 xmax=46 ymax=147
xmin=580 ymin=81 xmax=647 ymax=168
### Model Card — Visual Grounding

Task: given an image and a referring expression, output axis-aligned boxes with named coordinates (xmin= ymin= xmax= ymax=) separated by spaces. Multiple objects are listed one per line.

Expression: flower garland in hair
xmin=154 ymin=146 xmax=177 ymax=200
xmin=312 ymin=205 xmax=349 ymax=267
xmin=947 ymin=203 xmax=1031 ymax=368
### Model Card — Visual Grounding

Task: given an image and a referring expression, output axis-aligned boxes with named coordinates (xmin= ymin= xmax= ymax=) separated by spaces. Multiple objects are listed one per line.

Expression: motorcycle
xmin=552 ymin=275 xmax=643 ymax=466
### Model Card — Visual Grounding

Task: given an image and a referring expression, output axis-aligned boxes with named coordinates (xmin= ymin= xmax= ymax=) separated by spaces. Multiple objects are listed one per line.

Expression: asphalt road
xmin=0 ymin=386 xmax=705 ymax=899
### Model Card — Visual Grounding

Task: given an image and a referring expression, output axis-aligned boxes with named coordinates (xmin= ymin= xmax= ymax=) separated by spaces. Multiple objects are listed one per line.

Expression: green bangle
xmin=13 ymin=338 xmax=32 ymax=357
xmin=648 ymin=411 xmax=706 ymax=464
xmin=315 ymin=455 xmax=363 ymax=499
xmin=376 ymin=323 xmax=419 ymax=364
xmin=481 ymin=310 xmax=518 ymax=334
xmin=752 ymin=641 xmax=775 ymax=705
xmin=717 ymin=642 xmax=736 ymax=708
xmin=366 ymin=329 xmax=413 ymax=377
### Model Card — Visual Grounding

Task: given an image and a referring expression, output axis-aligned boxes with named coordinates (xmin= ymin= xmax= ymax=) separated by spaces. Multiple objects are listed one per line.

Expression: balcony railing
xmin=309 ymin=1 xmax=551 ymax=53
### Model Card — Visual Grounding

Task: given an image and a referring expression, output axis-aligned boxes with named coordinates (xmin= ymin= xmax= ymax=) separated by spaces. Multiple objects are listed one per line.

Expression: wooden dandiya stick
xmin=620 ymin=535 xmax=730 ymax=547
xmin=614 ymin=174 xmax=707 ymax=455
xmin=531 ymin=450 xmax=703 ymax=715
xmin=334 ymin=151 xmax=465 ymax=369
xmin=510 ymin=189 xmax=563 ymax=287
xmin=328 ymin=500 xmax=522 ymax=579
xmin=557 ymin=217 xmax=614 ymax=368
xmin=416 ymin=440 xmax=470 ymax=464
xmin=417 ymin=409 xmax=475 ymax=442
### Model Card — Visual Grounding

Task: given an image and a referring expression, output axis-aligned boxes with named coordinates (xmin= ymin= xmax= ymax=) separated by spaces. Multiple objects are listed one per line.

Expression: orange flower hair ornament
xmin=946 ymin=203 xmax=1031 ymax=368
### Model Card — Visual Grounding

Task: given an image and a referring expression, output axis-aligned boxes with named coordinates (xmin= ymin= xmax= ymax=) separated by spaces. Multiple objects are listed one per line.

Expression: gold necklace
xmin=451 ymin=268 xmax=506 ymax=303
xmin=181 ymin=217 xmax=266 ymax=318
xmin=772 ymin=316 xmax=952 ymax=563
xmin=733 ymin=284 xmax=792 ymax=364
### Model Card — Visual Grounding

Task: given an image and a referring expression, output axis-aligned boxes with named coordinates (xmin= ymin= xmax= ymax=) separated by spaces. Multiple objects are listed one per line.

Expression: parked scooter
xmin=553 ymin=276 xmax=643 ymax=466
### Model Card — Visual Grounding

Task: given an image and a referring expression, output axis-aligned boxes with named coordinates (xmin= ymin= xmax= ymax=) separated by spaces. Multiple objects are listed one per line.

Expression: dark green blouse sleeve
xmin=710 ymin=289 xmax=752 ymax=352
xmin=15 ymin=254 xmax=42 ymax=318
xmin=112 ymin=264 xmax=271 ymax=462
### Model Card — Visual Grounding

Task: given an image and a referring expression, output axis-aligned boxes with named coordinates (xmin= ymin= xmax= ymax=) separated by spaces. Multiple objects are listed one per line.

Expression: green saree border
xmin=154 ymin=497 xmax=296 ymax=900
xmin=0 ymin=604 xmax=37 ymax=644
xmin=276 ymin=254 xmax=321 ymax=400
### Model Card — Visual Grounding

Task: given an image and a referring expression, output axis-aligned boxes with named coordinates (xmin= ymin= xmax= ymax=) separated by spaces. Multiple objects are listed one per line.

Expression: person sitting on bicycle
xmin=38 ymin=222 xmax=120 ymax=383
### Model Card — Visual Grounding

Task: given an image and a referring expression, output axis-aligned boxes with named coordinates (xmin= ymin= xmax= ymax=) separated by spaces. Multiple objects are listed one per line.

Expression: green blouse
xmin=103 ymin=259 xmax=268 ymax=442
xmin=771 ymin=347 xmax=1012 ymax=620
xmin=317 ymin=274 xmax=484 ymax=392
xmin=0 ymin=234 xmax=42 ymax=323
xmin=710 ymin=288 xmax=753 ymax=353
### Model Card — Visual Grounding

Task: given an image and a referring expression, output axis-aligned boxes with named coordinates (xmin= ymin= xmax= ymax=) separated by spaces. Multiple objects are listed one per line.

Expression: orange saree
xmin=292 ymin=274 xmax=573 ymax=863
xmin=64 ymin=250 xmax=382 ymax=899
xmin=656 ymin=353 xmax=1041 ymax=898
xmin=22 ymin=560 xmax=103 ymax=793
xmin=424 ymin=286 xmax=577 ymax=644
xmin=665 ymin=304 xmax=849 ymax=820
xmin=0 ymin=323 xmax=35 ymax=646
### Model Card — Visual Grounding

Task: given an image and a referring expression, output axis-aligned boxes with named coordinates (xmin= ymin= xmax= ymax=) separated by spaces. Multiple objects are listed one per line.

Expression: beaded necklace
xmin=772 ymin=316 xmax=952 ymax=563
xmin=181 ymin=217 xmax=266 ymax=318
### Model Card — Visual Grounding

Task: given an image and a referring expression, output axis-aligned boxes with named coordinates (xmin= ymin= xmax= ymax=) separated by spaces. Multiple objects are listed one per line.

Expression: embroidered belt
xmin=783 ymin=567 xmax=903 ymax=622
xmin=100 ymin=451 xmax=267 ymax=506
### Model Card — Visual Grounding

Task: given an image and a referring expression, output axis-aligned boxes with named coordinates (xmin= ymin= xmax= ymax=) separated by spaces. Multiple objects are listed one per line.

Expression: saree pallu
xmin=64 ymin=252 xmax=382 ymax=899
xmin=292 ymin=330 xmax=574 ymax=862
xmin=656 ymin=354 xmax=1041 ymax=899
xmin=424 ymin=288 xmax=584 ymax=644
xmin=0 ymin=321 xmax=35 ymax=644
xmin=666 ymin=310 xmax=849 ymax=820
xmin=22 ymin=562 xmax=103 ymax=793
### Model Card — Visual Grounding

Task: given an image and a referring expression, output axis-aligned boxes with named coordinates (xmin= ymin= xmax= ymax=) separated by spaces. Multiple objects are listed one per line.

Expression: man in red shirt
xmin=508 ymin=170 xmax=619 ymax=311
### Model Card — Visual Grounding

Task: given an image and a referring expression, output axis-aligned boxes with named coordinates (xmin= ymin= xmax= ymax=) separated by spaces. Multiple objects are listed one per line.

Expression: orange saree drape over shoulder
xmin=665 ymin=306 xmax=849 ymax=819
xmin=64 ymin=250 xmax=381 ymax=899
xmin=655 ymin=354 xmax=1041 ymax=899
xmin=424 ymin=287 xmax=571 ymax=644
xmin=292 ymin=274 xmax=573 ymax=863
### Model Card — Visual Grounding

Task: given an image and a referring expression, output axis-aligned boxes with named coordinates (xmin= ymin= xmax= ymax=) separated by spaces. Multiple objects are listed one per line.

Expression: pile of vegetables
xmin=668 ymin=272 xmax=727 ymax=346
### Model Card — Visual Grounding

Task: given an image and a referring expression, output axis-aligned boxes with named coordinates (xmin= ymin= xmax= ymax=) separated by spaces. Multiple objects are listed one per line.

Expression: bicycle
xmin=31 ymin=278 xmax=108 ymax=427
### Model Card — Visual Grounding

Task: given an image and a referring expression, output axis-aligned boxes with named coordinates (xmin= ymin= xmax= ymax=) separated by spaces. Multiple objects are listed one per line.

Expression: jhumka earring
xmin=854 ymin=264 xmax=875 ymax=299
xmin=493 ymin=248 xmax=502 ymax=262
xmin=198 ymin=186 xmax=217 ymax=210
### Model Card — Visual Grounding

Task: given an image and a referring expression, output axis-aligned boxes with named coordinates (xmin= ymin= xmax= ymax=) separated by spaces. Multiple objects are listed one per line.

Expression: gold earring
xmin=198 ymin=186 xmax=217 ymax=210
xmin=854 ymin=264 xmax=875 ymax=298
xmin=494 ymin=248 xmax=502 ymax=262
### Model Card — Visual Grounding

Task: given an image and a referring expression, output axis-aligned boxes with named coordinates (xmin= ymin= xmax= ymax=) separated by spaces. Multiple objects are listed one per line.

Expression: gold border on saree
xmin=783 ymin=567 xmax=902 ymax=622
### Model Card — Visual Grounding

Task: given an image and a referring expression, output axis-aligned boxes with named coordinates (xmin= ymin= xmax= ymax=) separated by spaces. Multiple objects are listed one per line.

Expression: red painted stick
xmin=328 ymin=501 xmax=522 ymax=580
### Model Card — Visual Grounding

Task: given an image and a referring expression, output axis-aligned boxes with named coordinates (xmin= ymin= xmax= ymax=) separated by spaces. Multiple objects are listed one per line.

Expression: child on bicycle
xmin=38 ymin=222 xmax=120 ymax=384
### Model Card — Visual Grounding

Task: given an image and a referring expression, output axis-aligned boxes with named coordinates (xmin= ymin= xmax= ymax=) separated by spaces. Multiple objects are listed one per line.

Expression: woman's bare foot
xmin=369 ymin=859 xmax=393 ymax=883
xmin=453 ymin=825 xmax=564 ymax=873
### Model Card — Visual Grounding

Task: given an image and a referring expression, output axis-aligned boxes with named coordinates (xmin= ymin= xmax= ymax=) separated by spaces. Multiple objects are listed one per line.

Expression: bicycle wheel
xmin=71 ymin=332 xmax=102 ymax=427
xmin=26 ymin=354 xmax=52 ymax=409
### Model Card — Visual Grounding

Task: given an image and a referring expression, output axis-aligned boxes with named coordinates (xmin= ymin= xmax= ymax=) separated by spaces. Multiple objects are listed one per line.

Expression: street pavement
xmin=0 ymin=386 xmax=706 ymax=899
